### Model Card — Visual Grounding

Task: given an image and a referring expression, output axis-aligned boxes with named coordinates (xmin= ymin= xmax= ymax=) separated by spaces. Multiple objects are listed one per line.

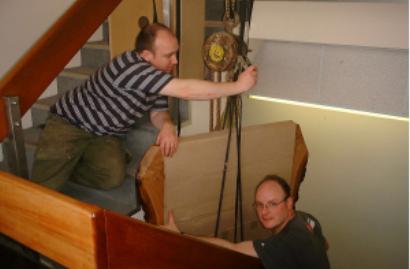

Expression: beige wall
xmin=250 ymin=1 xmax=408 ymax=49
xmin=0 ymin=0 xmax=75 ymax=79
xmin=242 ymin=97 xmax=408 ymax=269
xmin=0 ymin=2 xmax=408 ymax=268
xmin=0 ymin=0 xmax=102 ymax=130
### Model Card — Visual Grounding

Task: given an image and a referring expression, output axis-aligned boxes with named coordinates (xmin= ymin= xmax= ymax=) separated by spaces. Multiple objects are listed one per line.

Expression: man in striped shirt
xmin=31 ymin=23 xmax=257 ymax=190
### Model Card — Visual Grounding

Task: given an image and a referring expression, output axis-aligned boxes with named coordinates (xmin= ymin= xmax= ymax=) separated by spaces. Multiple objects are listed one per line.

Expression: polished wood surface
xmin=104 ymin=210 xmax=263 ymax=269
xmin=0 ymin=0 xmax=122 ymax=141
xmin=0 ymin=171 xmax=263 ymax=268
xmin=0 ymin=171 xmax=104 ymax=268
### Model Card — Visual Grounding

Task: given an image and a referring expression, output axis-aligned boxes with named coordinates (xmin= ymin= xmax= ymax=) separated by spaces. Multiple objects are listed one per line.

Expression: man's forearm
xmin=197 ymin=237 xmax=258 ymax=257
xmin=162 ymin=79 xmax=241 ymax=100
xmin=159 ymin=65 xmax=257 ymax=100
xmin=150 ymin=111 xmax=174 ymax=130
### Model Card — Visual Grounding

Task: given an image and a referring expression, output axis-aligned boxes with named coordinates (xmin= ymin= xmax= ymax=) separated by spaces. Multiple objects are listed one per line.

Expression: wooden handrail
xmin=0 ymin=171 xmax=263 ymax=268
xmin=0 ymin=0 xmax=122 ymax=141
xmin=0 ymin=171 xmax=106 ymax=268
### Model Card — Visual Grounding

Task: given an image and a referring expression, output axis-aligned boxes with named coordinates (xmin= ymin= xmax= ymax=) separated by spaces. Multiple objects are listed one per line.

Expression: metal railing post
xmin=3 ymin=96 xmax=29 ymax=178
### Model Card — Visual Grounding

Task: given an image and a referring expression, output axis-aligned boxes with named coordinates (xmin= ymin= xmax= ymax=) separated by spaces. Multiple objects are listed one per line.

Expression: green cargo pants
xmin=31 ymin=114 xmax=126 ymax=190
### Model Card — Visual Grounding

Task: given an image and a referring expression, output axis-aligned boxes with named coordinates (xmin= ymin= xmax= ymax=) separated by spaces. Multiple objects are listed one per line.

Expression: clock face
xmin=209 ymin=43 xmax=225 ymax=63
xmin=203 ymin=32 xmax=238 ymax=72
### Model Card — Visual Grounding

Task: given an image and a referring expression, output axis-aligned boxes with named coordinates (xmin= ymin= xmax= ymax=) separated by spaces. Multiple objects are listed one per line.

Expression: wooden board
xmin=0 ymin=172 xmax=106 ymax=268
xmin=104 ymin=210 xmax=262 ymax=269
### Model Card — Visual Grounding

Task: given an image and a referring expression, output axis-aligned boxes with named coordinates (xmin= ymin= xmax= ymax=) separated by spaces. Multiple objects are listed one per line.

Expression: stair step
xmin=81 ymin=41 xmax=110 ymax=69
xmin=31 ymin=95 xmax=61 ymax=127
xmin=57 ymin=66 xmax=95 ymax=94
xmin=60 ymin=175 xmax=138 ymax=215
xmin=83 ymin=40 xmax=109 ymax=50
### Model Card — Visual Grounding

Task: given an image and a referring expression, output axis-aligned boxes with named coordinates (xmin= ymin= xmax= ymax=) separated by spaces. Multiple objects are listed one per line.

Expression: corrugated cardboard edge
xmin=290 ymin=124 xmax=309 ymax=202
xmin=136 ymin=145 xmax=164 ymax=225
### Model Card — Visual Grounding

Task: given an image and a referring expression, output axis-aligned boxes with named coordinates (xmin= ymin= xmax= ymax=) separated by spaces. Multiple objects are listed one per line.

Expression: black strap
xmin=214 ymin=100 xmax=234 ymax=237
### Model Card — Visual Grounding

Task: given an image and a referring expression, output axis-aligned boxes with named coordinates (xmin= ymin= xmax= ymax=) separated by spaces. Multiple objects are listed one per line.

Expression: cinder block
xmin=252 ymin=40 xmax=322 ymax=103
xmin=320 ymin=46 xmax=408 ymax=117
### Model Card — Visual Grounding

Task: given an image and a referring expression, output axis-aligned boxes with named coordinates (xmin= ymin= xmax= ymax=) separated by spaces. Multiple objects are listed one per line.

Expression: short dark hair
xmin=134 ymin=22 xmax=173 ymax=53
xmin=255 ymin=174 xmax=291 ymax=198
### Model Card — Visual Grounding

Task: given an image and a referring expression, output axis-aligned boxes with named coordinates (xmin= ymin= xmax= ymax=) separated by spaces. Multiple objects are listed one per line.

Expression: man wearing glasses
xmin=164 ymin=174 xmax=330 ymax=269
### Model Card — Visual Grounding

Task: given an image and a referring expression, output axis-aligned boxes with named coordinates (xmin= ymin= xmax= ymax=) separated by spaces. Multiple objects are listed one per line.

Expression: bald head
xmin=254 ymin=175 xmax=294 ymax=232
xmin=255 ymin=174 xmax=291 ymax=198
xmin=135 ymin=23 xmax=175 ymax=53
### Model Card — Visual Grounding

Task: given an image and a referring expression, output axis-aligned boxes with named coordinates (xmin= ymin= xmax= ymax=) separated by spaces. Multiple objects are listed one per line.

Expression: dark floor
xmin=0 ymin=243 xmax=47 ymax=269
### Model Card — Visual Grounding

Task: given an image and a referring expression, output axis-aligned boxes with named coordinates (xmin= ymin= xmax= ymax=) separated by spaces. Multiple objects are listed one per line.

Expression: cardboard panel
xmin=162 ymin=121 xmax=298 ymax=240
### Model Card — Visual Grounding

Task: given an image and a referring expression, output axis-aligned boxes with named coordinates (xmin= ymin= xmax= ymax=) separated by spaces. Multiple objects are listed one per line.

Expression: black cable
xmin=214 ymin=98 xmax=234 ymax=237
xmin=175 ymin=0 xmax=182 ymax=136
xmin=234 ymin=96 xmax=244 ymax=242
xmin=152 ymin=0 xmax=158 ymax=23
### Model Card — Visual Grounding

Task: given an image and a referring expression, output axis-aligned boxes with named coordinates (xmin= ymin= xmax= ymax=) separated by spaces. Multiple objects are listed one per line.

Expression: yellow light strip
xmin=248 ymin=95 xmax=409 ymax=122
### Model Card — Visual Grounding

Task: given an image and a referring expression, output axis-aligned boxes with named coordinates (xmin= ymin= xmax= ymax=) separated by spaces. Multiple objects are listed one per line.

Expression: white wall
xmin=242 ymin=97 xmax=408 ymax=269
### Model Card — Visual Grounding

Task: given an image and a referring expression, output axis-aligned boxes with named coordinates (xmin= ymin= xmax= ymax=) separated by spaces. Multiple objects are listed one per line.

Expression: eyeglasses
xmin=252 ymin=197 xmax=288 ymax=211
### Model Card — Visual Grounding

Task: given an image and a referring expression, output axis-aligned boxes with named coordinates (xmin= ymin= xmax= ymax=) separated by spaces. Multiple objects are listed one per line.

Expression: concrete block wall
xmin=250 ymin=40 xmax=408 ymax=117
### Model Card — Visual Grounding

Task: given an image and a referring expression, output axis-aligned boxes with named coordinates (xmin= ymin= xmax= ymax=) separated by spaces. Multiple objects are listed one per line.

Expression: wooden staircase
xmin=0 ymin=171 xmax=263 ymax=269
xmin=22 ymin=21 xmax=162 ymax=216
xmin=0 ymin=1 xmax=265 ymax=268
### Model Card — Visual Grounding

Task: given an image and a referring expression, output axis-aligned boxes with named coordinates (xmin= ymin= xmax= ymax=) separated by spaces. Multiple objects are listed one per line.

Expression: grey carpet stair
xmin=31 ymin=95 xmax=60 ymax=127
xmin=57 ymin=66 xmax=95 ymax=94
xmin=81 ymin=41 xmax=110 ymax=68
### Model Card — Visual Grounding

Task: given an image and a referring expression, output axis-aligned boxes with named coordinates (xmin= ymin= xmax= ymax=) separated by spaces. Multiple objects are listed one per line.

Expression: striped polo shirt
xmin=51 ymin=51 xmax=173 ymax=136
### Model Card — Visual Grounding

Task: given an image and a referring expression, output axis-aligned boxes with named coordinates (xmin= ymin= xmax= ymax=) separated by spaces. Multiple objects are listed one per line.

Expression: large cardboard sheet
xmin=138 ymin=121 xmax=307 ymax=241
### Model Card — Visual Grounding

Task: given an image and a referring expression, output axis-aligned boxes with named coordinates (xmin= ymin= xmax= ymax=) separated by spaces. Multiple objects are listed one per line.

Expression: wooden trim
xmin=0 ymin=0 xmax=122 ymax=141
xmin=93 ymin=210 xmax=109 ymax=268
